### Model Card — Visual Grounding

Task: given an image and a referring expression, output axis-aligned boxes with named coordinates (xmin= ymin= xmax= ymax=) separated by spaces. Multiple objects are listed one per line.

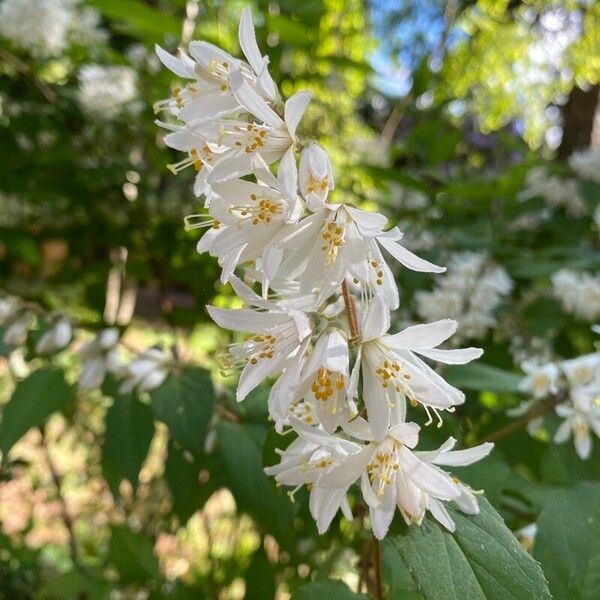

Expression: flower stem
xmin=341 ymin=278 xmax=360 ymax=339
xmin=373 ymin=536 xmax=383 ymax=600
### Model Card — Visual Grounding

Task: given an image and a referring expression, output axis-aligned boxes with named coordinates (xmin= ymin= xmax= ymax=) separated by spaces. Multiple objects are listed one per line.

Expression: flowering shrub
xmin=1 ymin=1 xmax=600 ymax=599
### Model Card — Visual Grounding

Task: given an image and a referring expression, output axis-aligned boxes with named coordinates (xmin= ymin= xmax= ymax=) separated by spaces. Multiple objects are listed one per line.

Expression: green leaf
xmin=388 ymin=498 xmax=550 ymax=600
xmin=164 ymin=442 xmax=216 ymax=523
xmin=382 ymin=540 xmax=424 ymax=599
xmin=0 ymin=367 xmax=74 ymax=457
xmin=292 ymin=580 xmax=368 ymax=599
xmin=244 ymin=546 xmax=276 ymax=600
xmin=102 ymin=396 xmax=155 ymax=495
xmin=38 ymin=569 xmax=112 ymax=600
xmin=443 ymin=363 xmax=522 ymax=393
xmin=533 ymin=482 xmax=600 ymax=600
xmin=150 ymin=367 xmax=214 ymax=457
xmin=217 ymin=421 xmax=294 ymax=550
xmin=106 ymin=525 xmax=159 ymax=584
xmin=90 ymin=0 xmax=181 ymax=40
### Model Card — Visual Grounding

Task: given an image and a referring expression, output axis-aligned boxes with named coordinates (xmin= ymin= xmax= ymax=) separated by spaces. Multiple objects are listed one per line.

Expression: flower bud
xmin=299 ymin=143 xmax=334 ymax=203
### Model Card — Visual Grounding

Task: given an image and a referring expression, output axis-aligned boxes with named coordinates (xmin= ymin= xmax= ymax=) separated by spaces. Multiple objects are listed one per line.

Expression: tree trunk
xmin=556 ymin=84 xmax=600 ymax=159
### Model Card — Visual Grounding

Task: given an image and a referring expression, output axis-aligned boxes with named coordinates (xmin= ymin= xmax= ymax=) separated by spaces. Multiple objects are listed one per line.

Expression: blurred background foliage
xmin=0 ymin=0 xmax=599 ymax=598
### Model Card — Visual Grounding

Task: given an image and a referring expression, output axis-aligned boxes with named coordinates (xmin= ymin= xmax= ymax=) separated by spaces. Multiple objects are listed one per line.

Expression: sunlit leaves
xmin=389 ymin=499 xmax=550 ymax=600
xmin=0 ymin=367 xmax=74 ymax=457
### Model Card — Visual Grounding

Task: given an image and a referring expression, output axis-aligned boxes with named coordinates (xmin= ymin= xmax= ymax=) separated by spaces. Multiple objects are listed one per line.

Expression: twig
xmin=0 ymin=48 xmax=57 ymax=103
xmin=373 ymin=536 xmax=383 ymax=600
xmin=38 ymin=426 xmax=85 ymax=572
xmin=474 ymin=395 xmax=564 ymax=445
xmin=341 ymin=278 xmax=360 ymax=340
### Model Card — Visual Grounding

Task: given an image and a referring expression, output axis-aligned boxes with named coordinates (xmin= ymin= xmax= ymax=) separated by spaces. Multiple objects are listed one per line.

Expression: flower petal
xmin=415 ymin=347 xmax=483 ymax=365
xmin=384 ymin=319 xmax=457 ymax=350
xmin=378 ymin=237 xmax=445 ymax=273
xmin=284 ymin=90 xmax=312 ymax=137
xmin=230 ymin=69 xmax=284 ymax=128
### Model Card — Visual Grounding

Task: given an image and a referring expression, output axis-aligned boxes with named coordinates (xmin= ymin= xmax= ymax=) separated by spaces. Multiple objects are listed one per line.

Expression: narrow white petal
xmin=206 ymin=306 xmax=288 ymax=332
xmin=575 ymin=429 xmax=592 ymax=459
xmin=284 ymin=90 xmax=312 ymax=137
xmin=320 ymin=445 xmax=373 ymax=489
xmin=230 ymin=69 xmax=284 ymax=128
xmin=415 ymin=347 xmax=483 ymax=365
xmin=429 ymin=499 xmax=456 ymax=532
xmin=370 ymin=487 xmax=396 ymax=540
xmin=155 ymin=45 xmax=194 ymax=78
xmin=384 ymin=319 xmax=457 ymax=350
xmin=378 ymin=237 xmax=445 ymax=273
xmin=362 ymin=294 xmax=390 ymax=341
xmin=431 ymin=442 xmax=493 ymax=467
xmin=553 ymin=418 xmax=572 ymax=444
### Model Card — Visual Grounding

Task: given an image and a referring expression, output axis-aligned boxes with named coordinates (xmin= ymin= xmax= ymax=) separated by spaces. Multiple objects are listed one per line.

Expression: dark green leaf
xmin=0 ymin=368 xmax=74 ymax=457
xmin=389 ymin=498 xmax=550 ymax=600
xmin=150 ymin=367 xmax=214 ymax=457
xmin=533 ymin=482 xmax=600 ymax=600
xmin=217 ymin=421 xmax=294 ymax=550
xmin=244 ymin=546 xmax=276 ymax=600
xmin=443 ymin=363 xmax=522 ymax=393
xmin=164 ymin=442 xmax=216 ymax=523
xmin=292 ymin=580 xmax=368 ymax=599
xmin=102 ymin=396 xmax=155 ymax=495
xmin=106 ymin=525 xmax=159 ymax=584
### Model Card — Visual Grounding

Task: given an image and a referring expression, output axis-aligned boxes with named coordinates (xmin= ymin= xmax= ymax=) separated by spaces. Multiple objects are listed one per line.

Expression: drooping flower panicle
xmin=155 ymin=7 xmax=492 ymax=539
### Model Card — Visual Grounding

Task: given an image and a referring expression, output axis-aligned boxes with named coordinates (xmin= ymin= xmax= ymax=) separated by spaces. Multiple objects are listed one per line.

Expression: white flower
xmin=3 ymin=311 xmax=34 ymax=346
xmin=352 ymin=294 xmax=482 ymax=439
xmin=154 ymin=7 xmax=279 ymax=122
xmin=119 ymin=347 xmax=171 ymax=394
xmin=518 ymin=360 xmax=560 ymax=399
xmin=207 ymin=276 xmax=312 ymax=402
xmin=299 ymin=143 xmax=334 ymax=203
xmin=569 ymin=150 xmax=600 ymax=183
xmin=35 ymin=317 xmax=73 ymax=354
xmin=0 ymin=297 xmax=19 ymax=324
xmin=561 ymin=353 xmax=600 ymax=389
xmin=264 ymin=419 xmax=357 ymax=533
xmin=519 ymin=167 xmax=585 ymax=216
xmin=78 ymin=328 xmax=120 ymax=391
xmin=188 ymin=149 xmax=303 ymax=283
xmin=264 ymin=201 xmax=444 ymax=307
xmin=416 ymin=252 xmax=512 ymax=341
xmin=269 ymin=327 xmax=356 ymax=433
xmin=307 ymin=419 xmax=492 ymax=538
xmin=552 ymin=269 xmax=600 ymax=321
xmin=0 ymin=0 xmax=70 ymax=58
xmin=78 ymin=65 xmax=138 ymax=119
xmin=554 ymin=399 xmax=600 ymax=460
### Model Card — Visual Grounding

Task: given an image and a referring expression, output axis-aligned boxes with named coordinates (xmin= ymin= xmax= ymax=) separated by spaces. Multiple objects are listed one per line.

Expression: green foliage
xmin=389 ymin=499 xmax=550 ymax=600
xmin=150 ymin=367 xmax=214 ymax=456
xmin=101 ymin=395 xmax=155 ymax=494
xmin=107 ymin=525 xmax=159 ymax=585
xmin=534 ymin=483 xmax=600 ymax=600
xmin=0 ymin=367 xmax=74 ymax=457
xmin=292 ymin=580 xmax=369 ymax=599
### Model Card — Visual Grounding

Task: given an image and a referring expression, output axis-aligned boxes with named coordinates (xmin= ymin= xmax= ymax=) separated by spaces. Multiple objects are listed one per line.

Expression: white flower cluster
xmin=569 ymin=149 xmax=600 ymax=184
xmin=415 ymin=252 xmax=512 ymax=342
xmin=78 ymin=65 xmax=138 ymax=120
xmin=0 ymin=296 xmax=170 ymax=394
xmin=515 ymin=349 xmax=600 ymax=460
xmin=518 ymin=166 xmax=586 ymax=216
xmin=0 ymin=0 xmax=105 ymax=58
xmin=552 ymin=269 xmax=600 ymax=321
xmin=156 ymin=9 xmax=492 ymax=539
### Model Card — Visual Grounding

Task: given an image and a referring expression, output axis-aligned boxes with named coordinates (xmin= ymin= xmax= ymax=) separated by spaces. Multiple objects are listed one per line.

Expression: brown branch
xmin=38 ymin=426 xmax=85 ymax=572
xmin=475 ymin=395 xmax=564 ymax=445
xmin=341 ymin=278 xmax=360 ymax=340
xmin=373 ymin=537 xmax=383 ymax=600
xmin=0 ymin=48 xmax=57 ymax=103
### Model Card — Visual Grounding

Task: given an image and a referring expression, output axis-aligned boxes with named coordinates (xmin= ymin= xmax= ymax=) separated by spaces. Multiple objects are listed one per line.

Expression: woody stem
xmin=341 ymin=278 xmax=360 ymax=339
